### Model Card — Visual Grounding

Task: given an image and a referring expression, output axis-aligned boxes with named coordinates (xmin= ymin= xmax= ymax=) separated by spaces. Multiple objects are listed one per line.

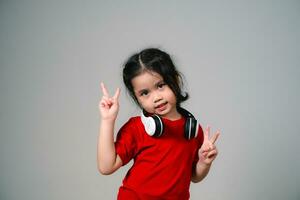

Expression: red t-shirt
xmin=115 ymin=116 xmax=204 ymax=200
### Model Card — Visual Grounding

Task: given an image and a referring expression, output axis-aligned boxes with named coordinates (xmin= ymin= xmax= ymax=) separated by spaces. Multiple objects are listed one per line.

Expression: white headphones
xmin=140 ymin=107 xmax=198 ymax=140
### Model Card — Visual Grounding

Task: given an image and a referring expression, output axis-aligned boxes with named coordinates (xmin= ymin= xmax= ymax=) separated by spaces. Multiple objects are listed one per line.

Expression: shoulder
xmin=117 ymin=116 xmax=144 ymax=138
xmin=122 ymin=116 xmax=143 ymax=128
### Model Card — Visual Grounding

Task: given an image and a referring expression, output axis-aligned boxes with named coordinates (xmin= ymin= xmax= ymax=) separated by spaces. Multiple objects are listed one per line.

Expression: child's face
xmin=132 ymin=71 xmax=180 ymax=119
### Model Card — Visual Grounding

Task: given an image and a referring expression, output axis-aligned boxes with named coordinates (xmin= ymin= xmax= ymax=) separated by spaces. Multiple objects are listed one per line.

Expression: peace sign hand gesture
xmin=98 ymin=82 xmax=120 ymax=121
xmin=198 ymin=125 xmax=220 ymax=165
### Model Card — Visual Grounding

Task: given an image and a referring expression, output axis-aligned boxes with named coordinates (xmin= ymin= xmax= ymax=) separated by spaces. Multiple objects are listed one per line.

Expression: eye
xmin=157 ymin=83 xmax=166 ymax=89
xmin=140 ymin=90 xmax=149 ymax=96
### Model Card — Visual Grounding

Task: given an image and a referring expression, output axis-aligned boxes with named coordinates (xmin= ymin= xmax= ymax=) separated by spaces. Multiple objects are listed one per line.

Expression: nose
xmin=153 ymin=91 xmax=163 ymax=103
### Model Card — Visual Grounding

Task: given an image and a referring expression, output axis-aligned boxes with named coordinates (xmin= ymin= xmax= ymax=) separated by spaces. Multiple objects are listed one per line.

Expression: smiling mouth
xmin=155 ymin=102 xmax=167 ymax=109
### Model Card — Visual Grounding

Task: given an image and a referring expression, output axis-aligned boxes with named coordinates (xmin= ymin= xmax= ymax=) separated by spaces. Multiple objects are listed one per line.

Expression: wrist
xmin=197 ymin=160 xmax=212 ymax=168
xmin=101 ymin=117 xmax=116 ymax=123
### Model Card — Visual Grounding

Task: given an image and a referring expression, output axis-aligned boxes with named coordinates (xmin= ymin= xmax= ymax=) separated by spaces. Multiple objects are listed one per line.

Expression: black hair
xmin=123 ymin=48 xmax=189 ymax=108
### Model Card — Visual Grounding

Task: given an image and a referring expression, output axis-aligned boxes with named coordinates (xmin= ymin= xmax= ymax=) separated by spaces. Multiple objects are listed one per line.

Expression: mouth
xmin=155 ymin=102 xmax=168 ymax=109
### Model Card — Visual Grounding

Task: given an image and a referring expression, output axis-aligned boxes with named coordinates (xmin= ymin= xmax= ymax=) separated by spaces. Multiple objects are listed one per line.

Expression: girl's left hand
xmin=198 ymin=125 xmax=220 ymax=165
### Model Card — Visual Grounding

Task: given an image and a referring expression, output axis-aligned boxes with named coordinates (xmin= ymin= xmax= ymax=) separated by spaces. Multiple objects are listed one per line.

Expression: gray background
xmin=1 ymin=0 xmax=299 ymax=199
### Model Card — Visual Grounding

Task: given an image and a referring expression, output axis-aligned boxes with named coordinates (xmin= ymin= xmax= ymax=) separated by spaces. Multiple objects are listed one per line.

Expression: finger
xmin=101 ymin=96 xmax=111 ymax=104
xmin=100 ymin=98 xmax=112 ymax=108
xmin=201 ymin=146 xmax=210 ymax=153
xmin=100 ymin=82 xmax=110 ymax=97
xmin=102 ymin=95 xmax=109 ymax=101
xmin=202 ymin=152 xmax=208 ymax=157
xmin=113 ymin=87 xmax=120 ymax=100
xmin=100 ymin=98 xmax=110 ymax=106
xmin=210 ymin=130 xmax=220 ymax=144
xmin=100 ymin=99 xmax=108 ymax=108
xmin=207 ymin=149 xmax=218 ymax=159
xmin=204 ymin=125 xmax=210 ymax=141
xmin=106 ymin=98 xmax=113 ymax=105
xmin=209 ymin=142 xmax=214 ymax=150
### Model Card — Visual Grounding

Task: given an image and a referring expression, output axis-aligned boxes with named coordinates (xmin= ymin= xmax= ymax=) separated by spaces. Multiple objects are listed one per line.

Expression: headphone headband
xmin=177 ymin=107 xmax=195 ymax=119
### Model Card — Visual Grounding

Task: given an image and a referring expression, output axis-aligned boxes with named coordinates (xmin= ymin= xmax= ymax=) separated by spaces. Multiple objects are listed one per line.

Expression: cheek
xmin=137 ymin=98 xmax=151 ymax=110
xmin=166 ymin=90 xmax=177 ymax=103
xmin=136 ymin=98 xmax=144 ymax=107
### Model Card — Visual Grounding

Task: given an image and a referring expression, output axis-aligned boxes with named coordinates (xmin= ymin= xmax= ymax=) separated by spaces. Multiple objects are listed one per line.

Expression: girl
xmin=98 ymin=48 xmax=220 ymax=200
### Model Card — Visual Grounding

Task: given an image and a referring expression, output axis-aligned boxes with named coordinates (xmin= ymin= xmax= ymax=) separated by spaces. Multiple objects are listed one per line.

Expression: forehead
xmin=132 ymin=71 xmax=163 ymax=91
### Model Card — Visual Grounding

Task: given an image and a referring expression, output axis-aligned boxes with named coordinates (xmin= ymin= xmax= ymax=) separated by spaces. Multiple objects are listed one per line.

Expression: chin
xmin=156 ymin=109 xmax=171 ymax=117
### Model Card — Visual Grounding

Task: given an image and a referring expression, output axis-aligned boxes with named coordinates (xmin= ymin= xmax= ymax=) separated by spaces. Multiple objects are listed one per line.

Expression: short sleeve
xmin=192 ymin=124 xmax=204 ymax=165
xmin=115 ymin=118 xmax=139 ymax=166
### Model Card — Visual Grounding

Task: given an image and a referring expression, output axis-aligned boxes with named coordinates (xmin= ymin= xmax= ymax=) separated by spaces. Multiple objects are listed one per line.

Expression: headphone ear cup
xmin=143 ymin=117 xmax=156 ymax=136
xmin=152 ymin=115 xmax=164 ymax=137
xmin=140 ymin=110 xmax=164 ymax=137
xmin=184 ymin=118 xmax=198 ymax=140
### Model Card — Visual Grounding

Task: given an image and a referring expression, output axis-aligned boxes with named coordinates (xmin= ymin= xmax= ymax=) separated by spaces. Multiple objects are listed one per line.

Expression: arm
xmin=191 ymin=126 xmax=220 ymax=183
xmin=191 ymin=162 xmax=211 ymax=183
xmin=97 ymin=118 xmax=123 ymax=175
xmin=97 ymin=83 xmax=122 ymax=175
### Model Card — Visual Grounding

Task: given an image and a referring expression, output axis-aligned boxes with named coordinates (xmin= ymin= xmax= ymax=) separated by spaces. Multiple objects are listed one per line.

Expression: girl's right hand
xmin=99 ymin=82 xmax=120 ymax=121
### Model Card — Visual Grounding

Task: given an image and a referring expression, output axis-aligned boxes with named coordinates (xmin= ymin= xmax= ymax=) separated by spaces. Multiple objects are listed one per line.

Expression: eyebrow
xmin=155 ymin=80 xmax=165 ymax=87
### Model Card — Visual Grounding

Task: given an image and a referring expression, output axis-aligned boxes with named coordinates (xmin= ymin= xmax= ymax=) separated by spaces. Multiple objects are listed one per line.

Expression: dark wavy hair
xmin=123 ymin=48 xmax=189 ymax=108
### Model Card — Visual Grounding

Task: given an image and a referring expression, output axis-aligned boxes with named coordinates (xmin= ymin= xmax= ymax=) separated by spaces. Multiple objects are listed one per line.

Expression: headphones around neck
xmin=140 ymin=107 xmax=198 ymax=140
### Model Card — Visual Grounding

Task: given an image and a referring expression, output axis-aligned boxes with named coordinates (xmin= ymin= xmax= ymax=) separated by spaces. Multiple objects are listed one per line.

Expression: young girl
xmin=98 ymin=48 xmax=220 ymax=200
